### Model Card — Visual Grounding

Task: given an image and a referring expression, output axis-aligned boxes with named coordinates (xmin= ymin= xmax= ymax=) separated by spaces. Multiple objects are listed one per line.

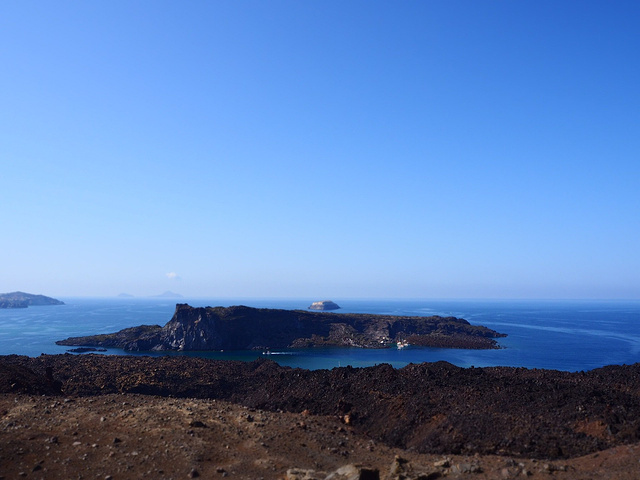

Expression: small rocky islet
xmin=308 ymin=300 xmax=341 ymax=310
xmin=56 ymin=303 xmax=506 ymax=351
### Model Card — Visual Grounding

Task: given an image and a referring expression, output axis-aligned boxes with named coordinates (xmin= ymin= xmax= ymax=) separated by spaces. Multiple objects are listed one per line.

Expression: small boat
xmin=397 ymin=340 xmax=409 ymax=349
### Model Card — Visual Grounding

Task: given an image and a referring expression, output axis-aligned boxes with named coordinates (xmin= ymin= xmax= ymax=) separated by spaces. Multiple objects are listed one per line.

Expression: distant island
xmin=308 ymin=300 xmax=340 ymax=311
xmin=57 ymin=303 xmax=506 ymax=351
xmin=152 ymin=291 xmax=183 ymax=298
xmin=0 ymin=291 xmax=64 ymax=309
xmin=117 ymin=292 xmax=184 ymax=298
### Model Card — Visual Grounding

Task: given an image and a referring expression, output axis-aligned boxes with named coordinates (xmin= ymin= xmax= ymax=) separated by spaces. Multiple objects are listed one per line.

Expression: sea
xmin=1 ymin=298 xmax=639 ymax=372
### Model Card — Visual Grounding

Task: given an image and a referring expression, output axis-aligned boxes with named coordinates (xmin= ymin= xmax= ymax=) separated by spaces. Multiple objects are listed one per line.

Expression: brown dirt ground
xmin=2 ymin=393 xmax=640 ymax=480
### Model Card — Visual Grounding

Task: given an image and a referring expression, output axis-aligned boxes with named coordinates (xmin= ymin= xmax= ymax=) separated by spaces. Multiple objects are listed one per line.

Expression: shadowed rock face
xmin=56 ymin=304 xmax=506 ymax=351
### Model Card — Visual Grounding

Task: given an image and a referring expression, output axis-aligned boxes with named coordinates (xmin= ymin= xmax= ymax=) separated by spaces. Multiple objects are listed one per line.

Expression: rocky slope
xmin=2 ymin=354 xmax=640 ymax=462
xmin=56 ymin=304 xmax=505 ymax=351
xmin=0 ymin=291 xmax=64 ymax=308
xmin=5 ymin=392 xmax=640 ymax=480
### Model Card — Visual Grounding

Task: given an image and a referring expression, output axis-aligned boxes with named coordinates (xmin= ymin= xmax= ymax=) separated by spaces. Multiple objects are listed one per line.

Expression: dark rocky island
xmin=309 ymin=300 xmax=341 ymax=310
xmin=56 ymin=303 xmax=505 ymax=351
xmin=0 ymin=291 xmax=64 ymax=309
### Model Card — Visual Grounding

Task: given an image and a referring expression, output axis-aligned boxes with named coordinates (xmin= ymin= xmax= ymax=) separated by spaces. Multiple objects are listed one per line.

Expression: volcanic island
xmin=55 ymin=303 xmax=506 ymax=351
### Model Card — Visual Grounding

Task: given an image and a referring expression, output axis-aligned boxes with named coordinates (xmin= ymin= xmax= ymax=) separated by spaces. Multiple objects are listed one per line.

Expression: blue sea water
xmin=0 ymin=298 xmax=639 ymax=372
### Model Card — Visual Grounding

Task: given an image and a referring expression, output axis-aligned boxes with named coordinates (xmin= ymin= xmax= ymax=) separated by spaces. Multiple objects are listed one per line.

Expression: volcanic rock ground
xmin=2 ymin=354 xmax=640 ymax=479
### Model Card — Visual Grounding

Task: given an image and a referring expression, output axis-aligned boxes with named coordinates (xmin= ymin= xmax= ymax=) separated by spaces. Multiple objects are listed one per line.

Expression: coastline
xmin=2 ymin=298 xmax=639 ymax=371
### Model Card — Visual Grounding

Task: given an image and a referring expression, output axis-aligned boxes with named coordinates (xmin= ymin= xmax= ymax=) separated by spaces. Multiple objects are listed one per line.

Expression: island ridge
xmin=57 ymin=303 xmax=506 ymax=351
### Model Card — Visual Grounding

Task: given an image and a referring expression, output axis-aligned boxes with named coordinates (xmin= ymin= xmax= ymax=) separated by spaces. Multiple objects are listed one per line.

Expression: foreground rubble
xmin=2 ymin=394 xmax=640 ymax=479
xmin=2 ymin=354 xmax=640 ymax=478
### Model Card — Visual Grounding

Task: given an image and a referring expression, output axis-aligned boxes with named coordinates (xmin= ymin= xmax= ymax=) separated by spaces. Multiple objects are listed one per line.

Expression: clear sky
xmin=1 ymin=1 xmax=638 ymax=299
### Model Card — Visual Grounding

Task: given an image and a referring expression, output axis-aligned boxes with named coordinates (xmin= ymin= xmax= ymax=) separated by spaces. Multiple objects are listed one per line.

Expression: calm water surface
xmin=1 ymin=298 xmax=639 ymax=371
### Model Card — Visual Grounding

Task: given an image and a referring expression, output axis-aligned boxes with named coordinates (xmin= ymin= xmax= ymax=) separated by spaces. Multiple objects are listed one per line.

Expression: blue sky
xmin=1 ymin=1 xmax=638 ymax=299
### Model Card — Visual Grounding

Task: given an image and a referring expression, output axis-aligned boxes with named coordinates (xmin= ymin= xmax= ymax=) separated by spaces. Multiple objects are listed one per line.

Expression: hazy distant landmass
xmin=152 ymin=291 xmax=183 ymax=298
xmin=0 ymin=291 xmax=64 ymax=309
xmin=57 ymin=303 xmax=506 ymax=351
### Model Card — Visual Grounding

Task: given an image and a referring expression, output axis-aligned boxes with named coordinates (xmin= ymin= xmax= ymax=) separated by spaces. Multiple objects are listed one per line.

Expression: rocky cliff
xmin=56 ymin=304 xmax=505 ymax=351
